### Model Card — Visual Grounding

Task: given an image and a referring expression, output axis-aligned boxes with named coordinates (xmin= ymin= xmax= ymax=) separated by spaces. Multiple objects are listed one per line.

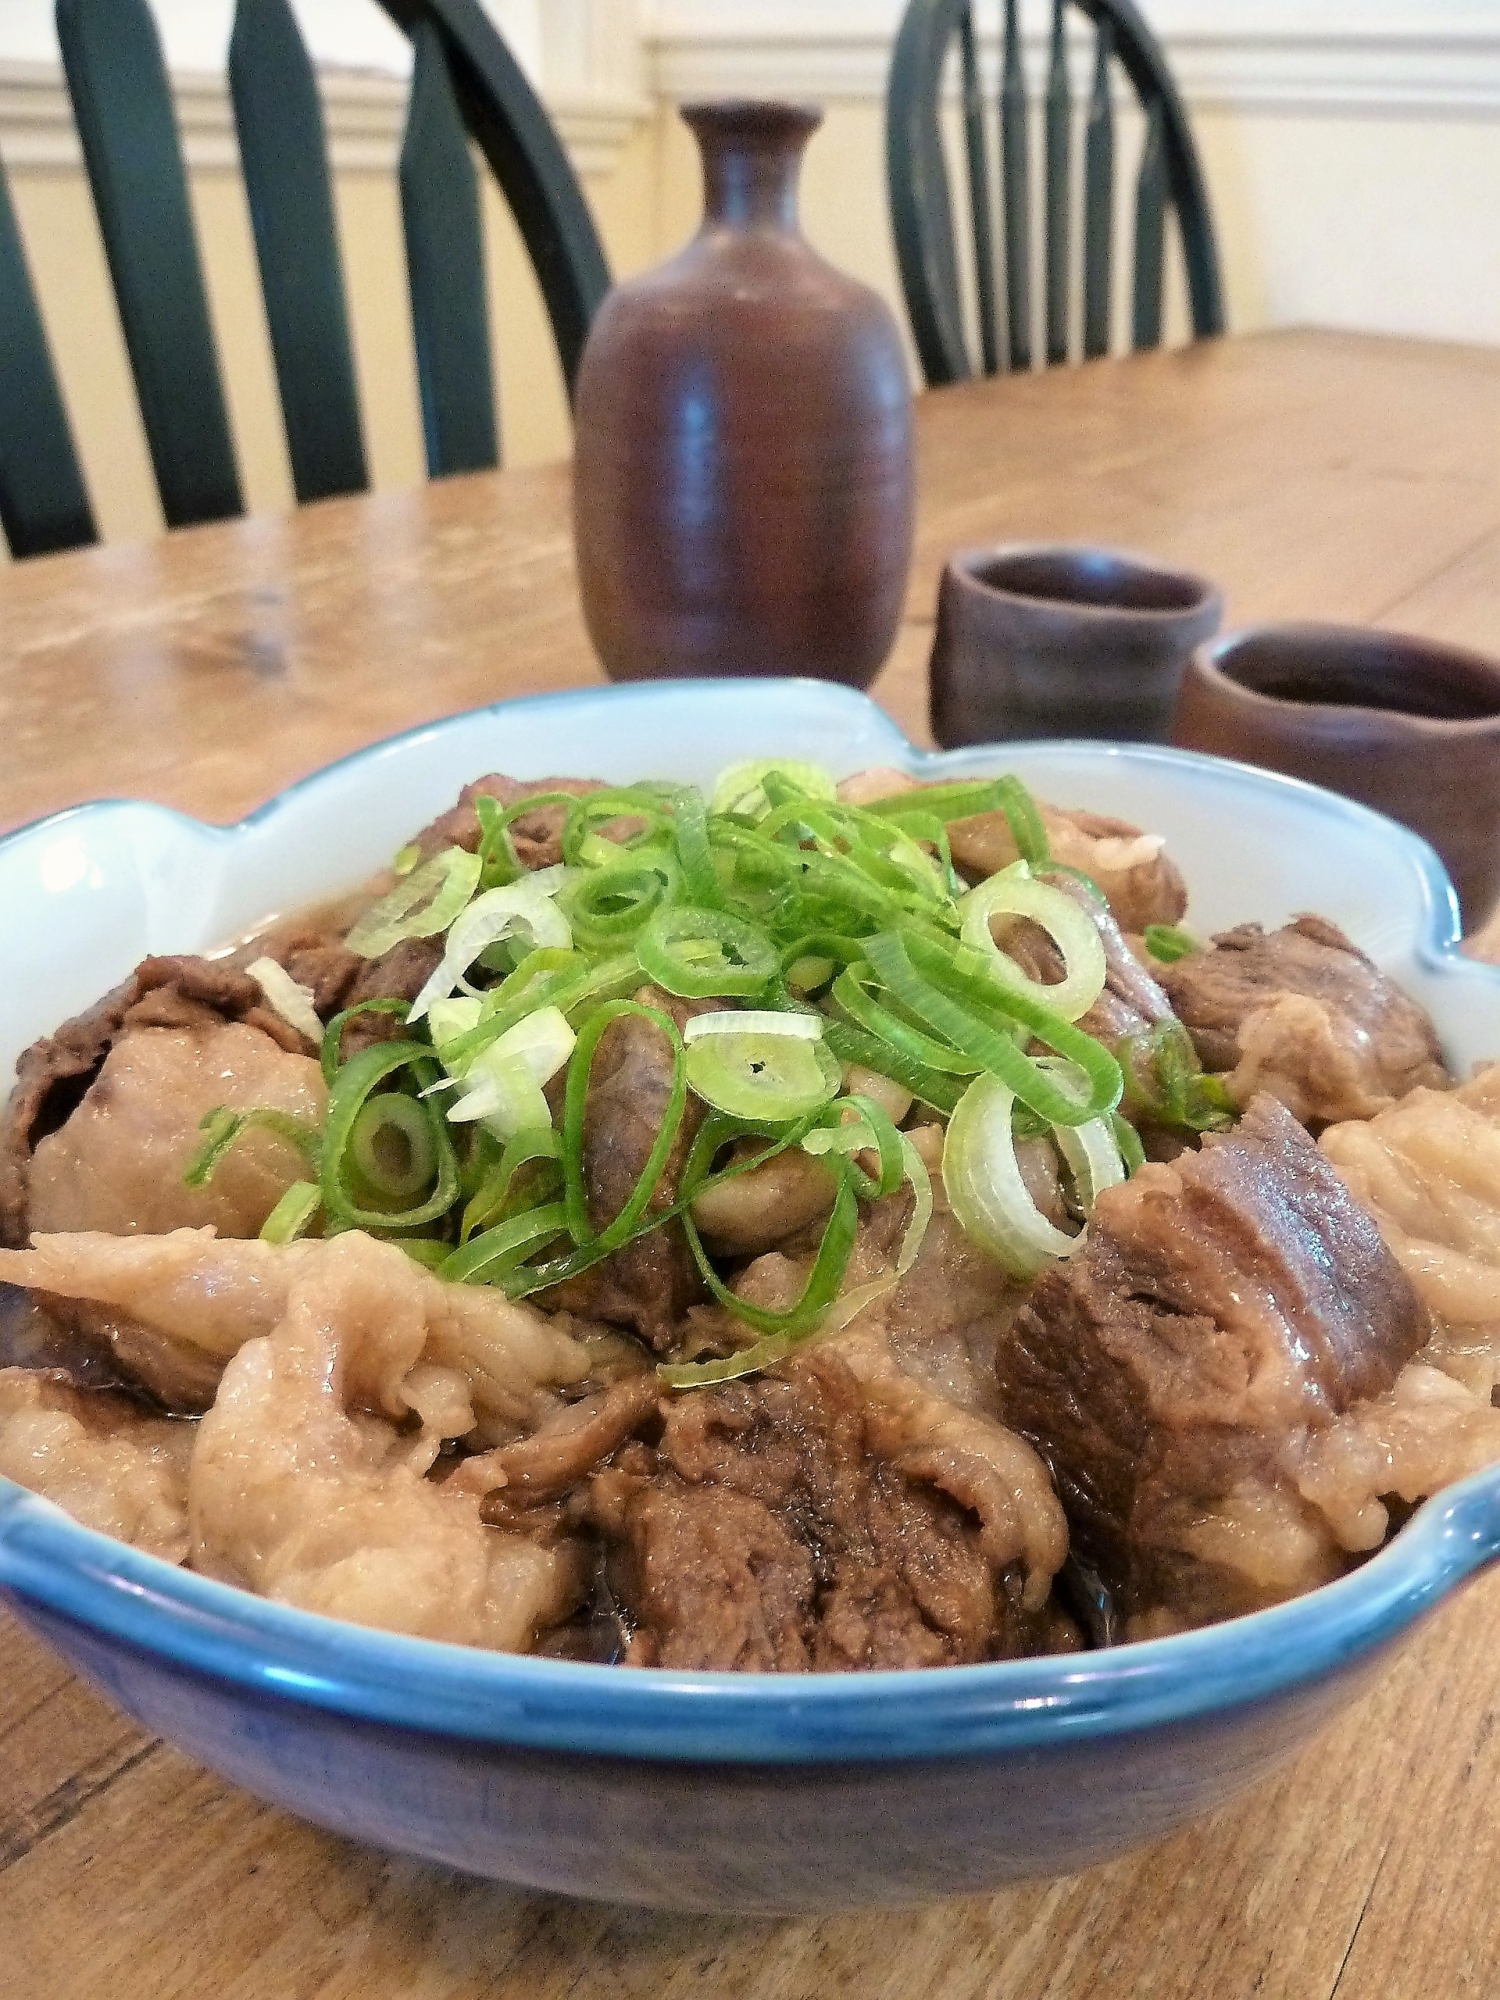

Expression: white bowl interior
xmin=0 ymin=679 xmax=1495 ymax=1081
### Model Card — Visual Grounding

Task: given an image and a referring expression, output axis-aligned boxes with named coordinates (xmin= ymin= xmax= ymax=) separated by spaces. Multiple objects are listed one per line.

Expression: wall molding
xmin=0 ymin=58 xmax=649 ymax=180
xmin=644 ymin=3 xmax=1500 ymax=118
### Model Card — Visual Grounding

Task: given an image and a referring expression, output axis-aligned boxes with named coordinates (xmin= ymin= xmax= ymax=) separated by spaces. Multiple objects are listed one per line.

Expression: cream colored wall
xmin=11 ymin=78 xmax=1500 ymax=554
xmin=651 ymin=94 xmax=1500 ymax=361
xmin=5 ymin=113 xmax=663 ymax=549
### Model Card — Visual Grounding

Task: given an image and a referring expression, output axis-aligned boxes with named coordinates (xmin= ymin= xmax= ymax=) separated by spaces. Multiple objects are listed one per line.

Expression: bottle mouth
xmin=679 ymin=100 xmax=823 ymax=146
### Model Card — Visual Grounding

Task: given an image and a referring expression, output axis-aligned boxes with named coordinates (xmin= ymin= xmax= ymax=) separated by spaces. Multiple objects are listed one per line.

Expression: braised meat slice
xmin=589 ymin=1348 xmax=1066 ymax=1671
xmin=1159 ymin=915 xmax=1447 ymax=1127
xmin=413 ymin=773 xmax=604 ymax=872
xmin=0 ymin=957 xmax=330 ymax=1252
xmin=542 ymin=988 xmax=713 ymax=1350
xmin=998 ymin=1095 xmax=1432 ymax=1629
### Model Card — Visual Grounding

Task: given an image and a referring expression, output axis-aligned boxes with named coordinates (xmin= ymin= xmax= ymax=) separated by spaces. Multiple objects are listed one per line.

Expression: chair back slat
xmin=999 ymin=0 xmax=1032 ymax=371
xmin=1132 ymin=92 xmax=1167 ymax=350
xmin=0 ymin=154 xmax=96 ymax=558
xmin=1044 ymin=0 xmax=1071 ymax=366
xmin=377 ymin=0 xmax=609 ymax=400
xmin=1082 ymin=17 xmax=1115 ymax=359
xmin=888 ymin=0 xmax=1223 ymax=385
xmin=55 ymin=0 xmax=241 ymax=528
xmin=400 ymin=21 xmax=499 ymax=478
xmin=959 ymin=7 xmax=999 ymax=376
xmin=228 ymin=0 xmax=369 ymax=504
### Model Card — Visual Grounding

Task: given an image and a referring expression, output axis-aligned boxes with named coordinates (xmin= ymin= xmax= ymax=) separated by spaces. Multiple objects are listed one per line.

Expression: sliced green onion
xmin=557 ymin=861 xmax=669 ymax=947
xmin=407 ymin=875 xmax=572 ymax=1021
xmin=960 ymin=862 xmax=1108 ymax=1023
xmin=319 ymin=997 xmax=409 ymax=1085
xmin=560 ymin=789 xmax=668 ymax=866
xmin=659 ymin=1168 xmax=861 ymax=1386
xmin=246 ymin=957 xmax=323 ymax=1045
xmin=685 ymin=1018 xmax=842 ymax=1123
xmin=831 ymin=964 xmax=980 ymax=1075
xmin=819 ymin=1019 xmax=964 ymax=1116
xmin=802 ymin=1093 xmax=905 ymax=1200
xmin=258 ymin=1180 xmax=322 ymax=1243
xmin=395 ymin=1239 xmax=452 ymax=1270
xmin=460 ymin=1124 xmax=562 ymax=1242
xmin=440 ymin=1201 xmax=572 ymax=1284
xmin=867 ymin=776 xmax=1050 ymax=867
xmin=636 ymin=905 xmax=778 ymax=1001
xmin=183 ymin=1105 xmax=322 ymax=1189
xmin=943 ymin=1067 xmax=1124 ymax=1279
xmin=562 ymin=1001 xmax=687 ymax=1252
xmin=683 ymin=1009 xmax=822 ymax=1045
xmin=344 ymin=846 xmax=482 ymax=958
xmin=1111 ymin=1111 xmax=1147 ymax=1175
xmin=391 ymin=842 xmax=420 ymax=876
xmin=448 ymin=1006 xmax=576 ymax=1138
xmin=667 ymin=785 xmax=724 ymax=909
xmin=1144 ymin=923 xmax=1200 ymax=964
xmin=319 ymin=1041 xmax=458 ymax=1230
xmin=349 ymin=1092 xmax=438 ymax=1203
xmin=711 ymin=759 xmax=836 ymax=819
xmin=862 ymin=931 xmax=1122 ymax=1126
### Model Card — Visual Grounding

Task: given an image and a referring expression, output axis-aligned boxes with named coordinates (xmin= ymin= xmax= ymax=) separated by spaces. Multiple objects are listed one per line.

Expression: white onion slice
xmin=942 ymin=1068 xmax=1124 ymax=1279
xmin=247 ymin=957 xmax=323 ymax=1046
xmin=683 ymin=1009 xmax=823 ymax=1045
xmin=407 ymin=876 xmax=572 ymax=1023
xmin=959 ymin=861 xmax=1107 ymax=1023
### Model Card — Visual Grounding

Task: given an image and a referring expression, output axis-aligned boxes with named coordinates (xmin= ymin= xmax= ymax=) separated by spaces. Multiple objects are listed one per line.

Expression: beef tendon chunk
xmin=1321 ymin=1064 xmax=1500 ymax=1401
xmin=412 ymin=774 xmax=605 ymax=872
xmin=0 ymin=1368 xmax=193 ymax=1561
xmin=1159 ymin=915 xmax=1447 ymax=1127
xmin=998 ymin=1095 xmax=1433 ymax=1631
xmin=542 ymin=988 xmax=714 ymax=1349
xmin=587 ymin=1346 xmax=1068 ymax=1671
xmin=1 ymin=958 xmax=329 ymax=1256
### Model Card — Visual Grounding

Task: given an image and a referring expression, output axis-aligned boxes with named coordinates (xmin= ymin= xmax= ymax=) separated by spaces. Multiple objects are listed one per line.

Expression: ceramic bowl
xmin=2 ymin=679 xmax=1499 ymax=1914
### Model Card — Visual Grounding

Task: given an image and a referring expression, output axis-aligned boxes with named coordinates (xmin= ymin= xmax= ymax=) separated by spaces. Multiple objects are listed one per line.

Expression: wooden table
xmin=3 ymin=328 xmax=1500 ymax=1999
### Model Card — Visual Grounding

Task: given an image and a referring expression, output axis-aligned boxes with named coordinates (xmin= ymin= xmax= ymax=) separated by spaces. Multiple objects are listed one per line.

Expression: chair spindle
xmin=959 ymin=6 xmax=999 ymax=377
xmin=400 ymin=21 xmax=499 ymax=478
xmin=229 ymin=0 xmax=369 ymax=505
xmin=1132 ymin=92 xmax=1167 ymax=350
xmin=1082 ymin=18 xmax=1114 ymax=360
xmin=0 ymin=155 xmax=97 ymax=558
xmin=999 ymin=0 xmax=1032 ymax=371
xmin=56 ymin=0 xmax=242 ymax=529
xmin=1044 ymin=0 xmax=1071 ymax=366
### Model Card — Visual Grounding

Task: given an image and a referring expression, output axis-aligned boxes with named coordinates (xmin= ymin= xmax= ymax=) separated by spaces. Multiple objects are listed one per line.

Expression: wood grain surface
xmin=3 ymin=328 xmax=1500 ymax=1997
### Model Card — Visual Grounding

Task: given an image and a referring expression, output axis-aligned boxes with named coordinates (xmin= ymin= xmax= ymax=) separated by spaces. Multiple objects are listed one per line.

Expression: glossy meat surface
xmin=999 ymin=1096 xmax=1432 ymax=1626
xmin=1160 ymin=916 xmax=1447 ymax=1126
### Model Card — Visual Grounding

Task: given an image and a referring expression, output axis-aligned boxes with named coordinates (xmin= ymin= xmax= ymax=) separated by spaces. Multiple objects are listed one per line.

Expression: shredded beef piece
xmin=335 ymin=937 xmax=445 ymax=1059
xmin=588 ymin=1349 xmax=1054 ymax=1671
xmin=413 ymin=774 xmax=605 ymax=872
xmin=542 ymin=988 xmax=714 ymax=1350
xmin=1 ymin=983 xmax=136 ymax=1247
xmin=273 ymin=934 xmax=363 ymax=1017
xmin=1159 ymin=916 xmax=1447 ymax=1126
xmin=998 ymin=1095 xmax=1431 ymax=1628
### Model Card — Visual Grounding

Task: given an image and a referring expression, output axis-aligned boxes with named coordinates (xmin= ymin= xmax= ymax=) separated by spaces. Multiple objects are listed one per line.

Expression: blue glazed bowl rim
xmin=1 ymin=677 xmax=1497 ymax=1767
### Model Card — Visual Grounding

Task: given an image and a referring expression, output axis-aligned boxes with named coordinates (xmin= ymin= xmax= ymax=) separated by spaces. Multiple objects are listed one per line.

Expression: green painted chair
xmin=0 ymin=0 xmax=610 ymax=560
xmin=886 ymin=0 xmax=1224 ymax=385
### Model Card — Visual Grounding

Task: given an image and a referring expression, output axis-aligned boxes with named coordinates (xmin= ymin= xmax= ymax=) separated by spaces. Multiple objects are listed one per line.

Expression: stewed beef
xmin=998 ymin=1095 xmax=1432 ymax=1629
xmin=587 ymin=1348 xmax=1066 ymax=1671
xmin=541 ymin=987 xmax=714 ymax=1349
xmin=0 ymin=954 xmax=329 ymax=1251
xmin=412 ymin=773 xmax=604 ymax=872
xmin=1159 ymin=916 xmax=1446 ymax=1126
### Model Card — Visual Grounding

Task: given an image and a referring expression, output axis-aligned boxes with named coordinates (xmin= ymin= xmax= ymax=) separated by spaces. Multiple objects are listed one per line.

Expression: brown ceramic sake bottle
xmin=573 ymin=100 xmax=914 ymax=687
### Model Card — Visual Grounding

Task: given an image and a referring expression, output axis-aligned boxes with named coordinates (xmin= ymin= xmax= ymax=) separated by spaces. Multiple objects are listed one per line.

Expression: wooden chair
xmin=886 ymin=0 xmax=1224 ymax=386
xmin=0 ymin=0 xmax=610 ymax=560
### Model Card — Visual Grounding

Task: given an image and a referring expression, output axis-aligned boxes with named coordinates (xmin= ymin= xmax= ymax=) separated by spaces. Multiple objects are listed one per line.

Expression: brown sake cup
xmin=1173 ymin=623 xmax=1500 ymax=928
xmin=928 ymin=544 xmax=1223 ymax=749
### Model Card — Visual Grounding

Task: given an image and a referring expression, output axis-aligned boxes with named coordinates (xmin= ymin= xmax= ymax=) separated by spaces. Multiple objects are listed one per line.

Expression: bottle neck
xmin=683 ymin=101 xmax=821 ymax=233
